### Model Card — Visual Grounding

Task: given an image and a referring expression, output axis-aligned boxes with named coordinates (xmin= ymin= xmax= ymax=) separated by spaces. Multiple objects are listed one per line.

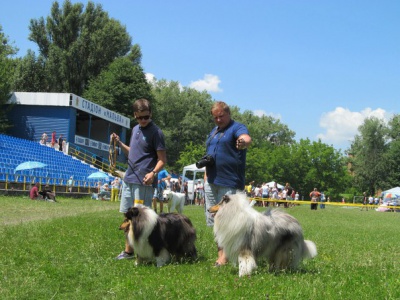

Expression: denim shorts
xmin=119 ymin=181 xmax=154 ymax=213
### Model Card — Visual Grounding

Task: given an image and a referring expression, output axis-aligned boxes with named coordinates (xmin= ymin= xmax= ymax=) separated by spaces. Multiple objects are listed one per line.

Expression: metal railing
xmin=0 ymin=173 xmax=98 ymax=194
xmin=67 ymin=143 xmax=126 ymax=175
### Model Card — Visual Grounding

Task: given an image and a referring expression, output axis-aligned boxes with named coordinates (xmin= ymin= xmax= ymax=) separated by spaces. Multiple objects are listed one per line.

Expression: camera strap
xmin=206 ymin=127 xmax=224 ymax=149
xmin=205 ymin=128 xmax=227 ymax=163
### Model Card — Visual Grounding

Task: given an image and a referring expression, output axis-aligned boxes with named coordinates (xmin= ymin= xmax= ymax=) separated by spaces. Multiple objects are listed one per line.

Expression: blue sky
xmin=1 ymin=0 xmax=399 ymax=151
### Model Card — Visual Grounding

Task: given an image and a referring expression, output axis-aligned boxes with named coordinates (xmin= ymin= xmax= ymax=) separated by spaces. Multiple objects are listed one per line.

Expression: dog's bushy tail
xmin=303 ymin=240 xmax=317 ymax=259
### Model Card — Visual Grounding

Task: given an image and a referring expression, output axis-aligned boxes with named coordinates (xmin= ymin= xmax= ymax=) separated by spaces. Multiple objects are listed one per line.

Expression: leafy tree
xmin=387 ymin=114 xmax=400 ymax=140
xmin=383 ymin=114 xmax=400 ymax=189
xmin=257 ymin=139 xmax=350 ymax=200
xmin=383 ymin=139 xmax=400 ymax=189
xmin=301 ymin=139 xmax=350 ymax=199
xmin=348 ymin=117 xmax=388 ymax=195
xmin=15 ymin=0 xmax=132 ymax=95
xmin=128 ymin=44 xmax=143 ymax=65
xmin=83 ymin=55 xmax=152 ymax=120
xmin=234 ymin=110 xmax=295 ymax=148
xmin=12 ymin=50 xmax=48 ymax=91
xmin=230 ymin=108 xmax=296 ymax=186
xmin=0 ymin=25 xmax=18 ymax=133
xmin=174 ymin=142 xmax=205 ymax=173
xmin=245 ymin=146 xmax=272 ymax=185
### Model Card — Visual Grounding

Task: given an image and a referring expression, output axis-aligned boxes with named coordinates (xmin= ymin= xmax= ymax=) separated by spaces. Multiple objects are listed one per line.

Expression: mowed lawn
xmin=0 ymin=195 xmax=399 ymax=300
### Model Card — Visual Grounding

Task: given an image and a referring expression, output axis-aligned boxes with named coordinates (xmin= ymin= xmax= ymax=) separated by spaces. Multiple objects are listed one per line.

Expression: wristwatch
xmin=152 ymin=170 xmax=157 ymax=176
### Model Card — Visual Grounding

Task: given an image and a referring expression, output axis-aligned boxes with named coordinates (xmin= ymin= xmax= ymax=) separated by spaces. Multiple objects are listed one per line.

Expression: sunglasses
xmin=135 ymin=115 xmax=150 ymax=121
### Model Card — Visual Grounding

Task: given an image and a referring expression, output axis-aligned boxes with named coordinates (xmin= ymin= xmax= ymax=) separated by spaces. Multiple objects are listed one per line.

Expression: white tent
xmin=182 ymin=163 xmax=205 ymax=180
xmin=182 ymin=163 xmax=206 ymax=203
xmin=381 ymin=186 xmax=400 ymax=199
xmin=265 ymin=181 xmax=284 ymax=189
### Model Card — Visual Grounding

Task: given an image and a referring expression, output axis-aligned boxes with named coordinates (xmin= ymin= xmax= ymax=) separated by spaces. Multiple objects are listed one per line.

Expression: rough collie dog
xmin=209 ymin=194 xmax=317 ymax=277
xmin=165 ymin=191 xmax=186 ymax=214
xmin=123 ymin=205 xmax=197 ymax=267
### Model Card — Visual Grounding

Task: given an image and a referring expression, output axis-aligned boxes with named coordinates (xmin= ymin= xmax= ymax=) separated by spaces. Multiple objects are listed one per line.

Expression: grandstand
xmin=7 ymin=92 xmax=130 ymax=165
xmin=0 ymin=134 xmax=114 ymax=196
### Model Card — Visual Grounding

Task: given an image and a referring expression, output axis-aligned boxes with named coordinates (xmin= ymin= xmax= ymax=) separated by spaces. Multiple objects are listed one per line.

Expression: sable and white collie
xmin=209 ymin=194 xmax=317 ymax=277
xmin=122 ymin=205 xmax=197 ymax=267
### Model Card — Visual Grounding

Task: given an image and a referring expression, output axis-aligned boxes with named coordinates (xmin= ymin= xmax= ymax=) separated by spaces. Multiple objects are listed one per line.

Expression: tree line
xmin=0 ymin=0 xmax=398 ymax=200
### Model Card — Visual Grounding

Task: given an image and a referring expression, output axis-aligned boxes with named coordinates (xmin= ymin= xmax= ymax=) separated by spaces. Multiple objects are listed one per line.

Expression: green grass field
xmin=1 ymin=195 xmax=399 ymax=300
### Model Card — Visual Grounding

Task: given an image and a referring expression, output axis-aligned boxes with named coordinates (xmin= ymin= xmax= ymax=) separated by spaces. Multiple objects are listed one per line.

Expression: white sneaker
xmin=115 ymin=251 xmax=134 ymax=260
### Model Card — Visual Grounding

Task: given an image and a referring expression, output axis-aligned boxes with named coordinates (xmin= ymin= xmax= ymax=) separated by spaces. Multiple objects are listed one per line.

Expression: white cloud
xmin=317 ymin=107 xmax=392 ymax=147
xmin=189 ymin=74 xmax=223 ymax=93
xmin=145 ymin=73 xmax=156 ymax=83
xmin=145 ymin=73 xmax=184 ymax=90
xmin=253 ymin=109 xmax=282 ymax=120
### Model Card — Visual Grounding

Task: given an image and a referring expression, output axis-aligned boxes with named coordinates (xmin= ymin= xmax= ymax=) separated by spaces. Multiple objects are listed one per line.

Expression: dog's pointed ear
xmin=132 ymin=207 xmax=139 ymax=217
xmin=124 ymin=210 xmax=131 ymax=219
xmin=125 ymin=207 xmax=139 ymax=219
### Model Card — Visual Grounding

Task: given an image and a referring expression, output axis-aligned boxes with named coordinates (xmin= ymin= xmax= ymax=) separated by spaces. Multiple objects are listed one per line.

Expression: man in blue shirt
xmin=204 ymin=101 xmax=252 ymax=266
xmin=111 ymin=98 xmax=167 ymax=260
xmin=152 ymin=169 xmax=171 ymax=213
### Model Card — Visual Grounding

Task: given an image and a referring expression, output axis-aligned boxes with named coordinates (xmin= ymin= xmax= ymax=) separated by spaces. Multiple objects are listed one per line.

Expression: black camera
xmin=196 ymin=155 xmax=215 ymax=169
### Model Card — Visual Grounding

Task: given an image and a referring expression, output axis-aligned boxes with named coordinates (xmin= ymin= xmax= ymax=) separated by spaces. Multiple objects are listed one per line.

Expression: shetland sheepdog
xmin=122 ymin=205 xmax=197 ymax=267
xmin=209 ymin=194 xmax=317 ymax=277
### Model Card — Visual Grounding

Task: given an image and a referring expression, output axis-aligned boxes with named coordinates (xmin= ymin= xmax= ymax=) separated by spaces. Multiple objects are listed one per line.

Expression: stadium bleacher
xmin=0 ymin=134 xmax=113 ymax=194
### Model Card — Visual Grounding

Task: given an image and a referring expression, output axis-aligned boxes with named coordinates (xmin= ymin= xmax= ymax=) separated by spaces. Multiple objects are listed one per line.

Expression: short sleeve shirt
xmin=157 ymin=169 xmax=169 ymax=190
xmin=124 ymin=122 xmax=166 ymax=185
xmin=205 ymin=120 xmax=249 ymax=189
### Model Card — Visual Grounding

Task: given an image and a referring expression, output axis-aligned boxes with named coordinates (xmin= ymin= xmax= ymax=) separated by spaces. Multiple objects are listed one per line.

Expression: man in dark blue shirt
xmin=204 ymin=101 xmax=252 ymax=266
xmin=111 ymin=98 xmax=167 ymax=260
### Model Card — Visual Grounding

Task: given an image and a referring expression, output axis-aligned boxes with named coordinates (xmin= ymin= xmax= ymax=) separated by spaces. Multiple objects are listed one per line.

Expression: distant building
xmin=7 ymin=92 xmax=130 ymax=163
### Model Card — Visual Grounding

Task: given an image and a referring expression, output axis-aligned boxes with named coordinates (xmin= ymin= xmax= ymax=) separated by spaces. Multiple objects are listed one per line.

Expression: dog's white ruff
xmin=166 ymin=191 xmax=185 ymax=214
xmin=213 ymin=194 xmax=317 ymax=277
xmin=127 ymin=207 xmax=164 ymax=265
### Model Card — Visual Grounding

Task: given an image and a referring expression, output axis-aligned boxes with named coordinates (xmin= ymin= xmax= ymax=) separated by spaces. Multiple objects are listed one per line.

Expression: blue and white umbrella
xmin=15 ymin=161 xmax=47 ymax=172
xmin=87 ymin=171 xmax=109 ymax=181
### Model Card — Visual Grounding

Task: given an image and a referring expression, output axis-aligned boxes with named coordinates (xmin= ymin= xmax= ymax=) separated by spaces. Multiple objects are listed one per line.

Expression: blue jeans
xmin=320 ymin=200 xmax=325 ymax=209
xmin=204 ymin=181 xmax=242 ymax=226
